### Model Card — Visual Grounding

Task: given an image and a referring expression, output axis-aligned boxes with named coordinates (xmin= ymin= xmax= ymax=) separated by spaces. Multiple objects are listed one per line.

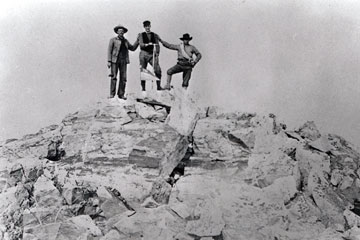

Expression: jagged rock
xmin=46 ymin=139 xmax=65 ymax=161
xmin=340 ymin=175 xmax=354 ymax=190
xmin=112 ymin=206 xmax=182 ymax=240
xmin=344 ymin=209 xmax=360 ymax=228
xmin=33 ymin=175 xmax=62 ymax=208
xmin=296 ymin=121 xmax=321 ymax=141
xmin=25 ymin=165 xmax=43 ymax=182
xmin=150 ymin=178 xmax=172 ymax=204
xmin=170 ymin=200 xmax=191 ymax=219
xmin=330 ymin=169 xmax=343 ymax=186
xmin=100 ymin=229 xmax=127 ymax=240
xmin=100 ymin=199 xmax=128 ymax=219
xmin=22 ymin=207 xmax=73 ymax=227
xmin=112 ymin=213 xmax=142 ymax=237
xmin=166 ymin=89 xmax=201 ymax=136
xmin=316 ymin=228 xmax=344 ymax=240
xmin=185 ymin=199 xmax=225 ymax=237
xmin=141 ymin=196 xmax=160 ymax=208
xmin=135 ymin=102 xmax=167 ymax=122
xmin=97 ymin=186 xmax=113 ymax=199
xmin=67 ymin=215 xmax=102 ymax=236
xmin=263 ymin=176 xmax=297 ymax=204
xmin=0 ymin=125 xmax=62 ymax=161
xmin=23 ymin=222 xmax=61 ymax=240
xmin=0 ymin=187 xmax=17 ymax=213
xmin=192 ymin=111 xmax=255 ymax=166
xmin=309 ymin=135 xmax=333 ymax=153
xmin=174 ymin=232 xmax=193 ymax=240
xmin=15 ymin=182 xmax=31 ymax=208
xmin=287 ymin=193 xmax=322 ymax=220
xmin=296 ymin=146 xmax=330 ymax=190
xmin=307 ymin=170 xmax=347 ymax=227
xmin=344 ymin=226 xmax=360 ymax=240
xmin=62 ymin=184 xmax=97 ymax=205
xmin=23 ymin=221 xmax=92 ymax=240
xmin=0 ymin=178 xmax=7 ymax=193
xmin=222 ymin=228 xmax=242 ymax=240
xmin=9 ymin=163 xmax=24 ymax=186
xmin=0 ymin=224 xmax=6 ymax=239
xmin=244 ymin=150 xmax=300 ymax=188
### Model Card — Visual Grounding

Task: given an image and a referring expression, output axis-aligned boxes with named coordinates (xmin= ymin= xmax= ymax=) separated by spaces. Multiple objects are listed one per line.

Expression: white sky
xmin=1 ymin=0 xmax=360 ymax=147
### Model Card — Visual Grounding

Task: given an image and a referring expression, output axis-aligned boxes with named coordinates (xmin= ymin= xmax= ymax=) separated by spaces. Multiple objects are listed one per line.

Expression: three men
xmin=160 ymin=33 xmax=202 ymax=90
xmin=107 ymin=22 xmax=202 ymax=98
xmin=107 ymin=24 xmax=138 ymax=99
xmin=137 ymin=20 xmax=163 ymax=91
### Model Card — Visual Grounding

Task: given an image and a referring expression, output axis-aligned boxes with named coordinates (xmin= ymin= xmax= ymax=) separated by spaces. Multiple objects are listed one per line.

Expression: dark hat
xmin=114 ymin=24 xmax=128 ymax=33
xmin=143 ymin=20 xmax=151 ymax=26
xmin=180 ymin=33 xmax=192 ymax=41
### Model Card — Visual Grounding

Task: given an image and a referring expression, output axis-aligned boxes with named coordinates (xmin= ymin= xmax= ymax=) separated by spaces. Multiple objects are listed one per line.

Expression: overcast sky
xmin=1 ymin=0 xmax=360 ymax=148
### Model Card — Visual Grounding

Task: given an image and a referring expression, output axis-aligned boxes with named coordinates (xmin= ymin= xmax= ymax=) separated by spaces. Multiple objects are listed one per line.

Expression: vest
xmin=141 ymin=32 xmax=155 ymax=53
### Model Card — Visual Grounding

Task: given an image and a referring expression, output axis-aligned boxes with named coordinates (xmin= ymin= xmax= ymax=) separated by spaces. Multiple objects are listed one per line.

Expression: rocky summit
xmin=1 ymin=89 xmax=360 ymax=240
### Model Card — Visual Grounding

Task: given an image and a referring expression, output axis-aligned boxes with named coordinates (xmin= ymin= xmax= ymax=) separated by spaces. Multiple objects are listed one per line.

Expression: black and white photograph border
xmin=1 ymin=0 xmax=360 ymax=239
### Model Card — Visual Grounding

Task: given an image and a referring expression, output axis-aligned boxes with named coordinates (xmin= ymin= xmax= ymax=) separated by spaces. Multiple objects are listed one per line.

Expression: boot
xmin=156 ymin=81 xmax=163 ymax=91
xmin=164 ymin=76 xmax=171 ymax=90
xmin=141 ymin=80 xmax=146 ymax=91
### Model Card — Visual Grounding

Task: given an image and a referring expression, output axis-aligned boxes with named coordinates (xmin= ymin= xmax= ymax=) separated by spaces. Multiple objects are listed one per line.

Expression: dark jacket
xmin=107 ymin=37 xmax=139 ymax=64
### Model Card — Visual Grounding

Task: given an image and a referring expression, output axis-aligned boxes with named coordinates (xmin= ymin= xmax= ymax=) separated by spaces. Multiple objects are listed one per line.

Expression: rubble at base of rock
xmin=0 ymin=92 xmax=360 ymax=240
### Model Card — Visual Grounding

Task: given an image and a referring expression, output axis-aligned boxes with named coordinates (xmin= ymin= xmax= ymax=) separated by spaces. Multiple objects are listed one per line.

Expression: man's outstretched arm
xmin=160 ymin=39 xmax=179 ymax=51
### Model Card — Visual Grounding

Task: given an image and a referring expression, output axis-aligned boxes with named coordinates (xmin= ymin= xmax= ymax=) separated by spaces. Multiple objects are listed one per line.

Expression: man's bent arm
xmin=193 ymin=46 xmax=202 ymax=64
xmin=128 ymin=38 xmax=139 ymax=51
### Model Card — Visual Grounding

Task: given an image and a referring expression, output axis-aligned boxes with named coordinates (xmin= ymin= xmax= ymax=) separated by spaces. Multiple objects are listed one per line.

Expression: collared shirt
xmin=161 ymin=40 xmax=202 ymax=63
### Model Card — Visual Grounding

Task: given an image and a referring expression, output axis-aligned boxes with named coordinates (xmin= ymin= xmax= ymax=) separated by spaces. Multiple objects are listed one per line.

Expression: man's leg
xmin=139 ymin=51 xmax=148 ymax=91
xmin=165 ymin=64 xmax=183 ymax=90
xmin=150 ymin=56 xmax=163 ymax=90
xmin=182 ymin=67 xmax=193 ymax=89
xmin=110 ymin=62 xmax=119 ymax=97
xmin=118 ymin=60 xmax=127 ymax=99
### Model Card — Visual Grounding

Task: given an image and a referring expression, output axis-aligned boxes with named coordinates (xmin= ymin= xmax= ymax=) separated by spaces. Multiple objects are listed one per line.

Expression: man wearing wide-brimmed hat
xmin=107 ymin=24 xmax=139 ymax=99
xmin=160 ymin=33 xmax=202 ymax=90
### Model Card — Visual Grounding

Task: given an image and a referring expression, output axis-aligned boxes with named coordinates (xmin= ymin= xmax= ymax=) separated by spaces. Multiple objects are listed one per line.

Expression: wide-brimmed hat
xmin=180 ymin=33 xmax=192 ymax=41
xmin=114 ymin=24 xmax=128 ymax=33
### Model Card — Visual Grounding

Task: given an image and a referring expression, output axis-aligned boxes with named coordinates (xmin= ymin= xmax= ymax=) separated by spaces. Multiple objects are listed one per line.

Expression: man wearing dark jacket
xmin=107 ymin=24 xmax=138 ymax=99
xmin=137 ymin=20 xmax=163 ymax=91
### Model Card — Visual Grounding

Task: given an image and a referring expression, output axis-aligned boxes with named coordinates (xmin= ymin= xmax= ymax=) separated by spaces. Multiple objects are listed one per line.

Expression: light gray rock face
xmin=166 ymin=88 xmax=202 ymax=136
xmin=296 ymin=121 xmax=321 ymax=141
xmin=185 ymin=199 xmax=225 ymax=237
xmin=1 ymin=96 xmax=360 ymax=240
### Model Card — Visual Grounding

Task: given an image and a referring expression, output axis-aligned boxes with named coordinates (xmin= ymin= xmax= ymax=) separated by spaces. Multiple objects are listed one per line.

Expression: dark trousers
xmin=110 ymin=59 xmax=127 ymax=98
xmin=167 ymin=63 xmax=193 ymax=87
xmin=139 ymin=51 xmax=162 ymax=79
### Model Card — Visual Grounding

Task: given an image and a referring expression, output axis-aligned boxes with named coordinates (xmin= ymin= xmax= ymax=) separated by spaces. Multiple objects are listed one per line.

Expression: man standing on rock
xmin=137 ymin=20 xmax=163 ymax=91
xmin=160 ymin=33 xmax=202 ymax=90
xmin=107 ymin=24 xmax=138 ymax=99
